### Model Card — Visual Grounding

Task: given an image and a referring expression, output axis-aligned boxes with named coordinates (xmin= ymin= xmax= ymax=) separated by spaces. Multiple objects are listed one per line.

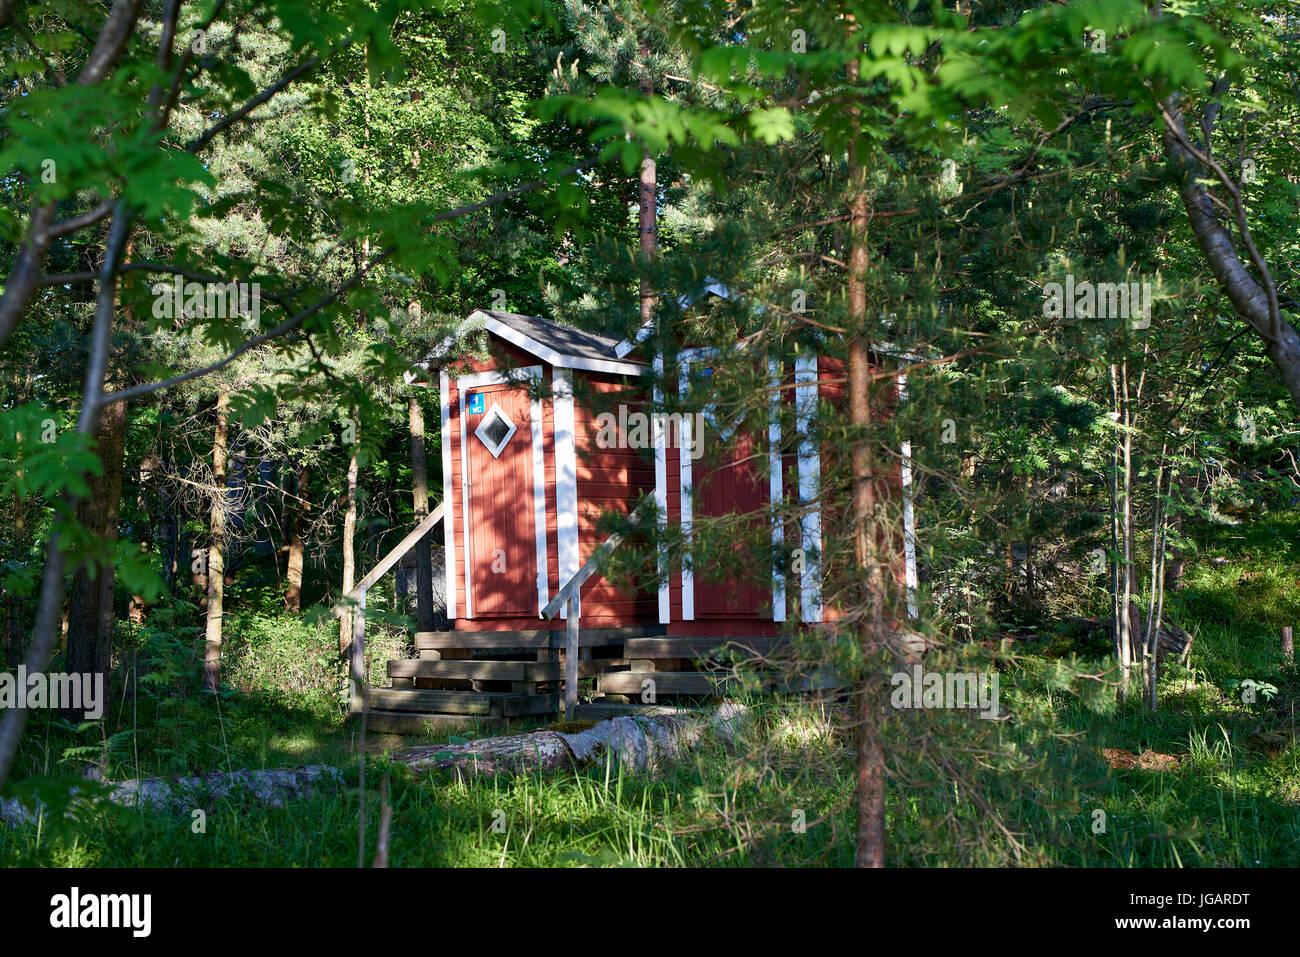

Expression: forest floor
xmin=2 ymin=511 xmax=1297 ymax=867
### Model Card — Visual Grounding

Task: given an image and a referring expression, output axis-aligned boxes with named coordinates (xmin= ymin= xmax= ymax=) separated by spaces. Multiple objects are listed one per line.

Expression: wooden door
xmin=461 ymin=376 xmax=540 ymax=618
xmin=693 ymin=428 xmax=769 ymax=617
xmin=679 ymin=351 xmax=771 ymax=620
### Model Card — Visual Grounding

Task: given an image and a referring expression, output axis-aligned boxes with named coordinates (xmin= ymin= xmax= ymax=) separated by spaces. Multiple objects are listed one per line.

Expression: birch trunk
xmin=285 ymin=464 xmax=309 ymax=612
xmin=203 ymin=393 xmax=229 ymax=692
xmin=339 ymin=437 xmax=359 ymax=657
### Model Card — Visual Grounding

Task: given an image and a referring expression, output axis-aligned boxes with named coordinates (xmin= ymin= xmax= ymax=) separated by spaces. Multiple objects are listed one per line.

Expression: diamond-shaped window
xmin=474 ymin=403 xmax=517 ymax=458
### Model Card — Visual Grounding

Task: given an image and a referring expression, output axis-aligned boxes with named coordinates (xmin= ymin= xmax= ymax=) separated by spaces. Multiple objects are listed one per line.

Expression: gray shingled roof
xmin=479 ymin=310 xmax=628 ymax=362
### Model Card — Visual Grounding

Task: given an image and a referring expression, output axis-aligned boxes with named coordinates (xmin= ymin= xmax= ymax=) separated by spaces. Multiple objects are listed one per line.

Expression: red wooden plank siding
xmin=574 ymin=374 xmax=656 ymax=622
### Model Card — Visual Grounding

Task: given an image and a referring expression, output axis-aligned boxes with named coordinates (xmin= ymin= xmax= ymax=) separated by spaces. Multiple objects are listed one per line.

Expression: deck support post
xmin=565 ymin=594 xmax=580 ymax=717
xmin=350 ymin=587 xmax=367 ymax=713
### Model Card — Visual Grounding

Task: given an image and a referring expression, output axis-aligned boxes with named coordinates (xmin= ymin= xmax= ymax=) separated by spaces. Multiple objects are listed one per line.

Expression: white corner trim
xmin=677 ymin=353 xmax=711 ymax=621
xmin=530 ymin=382 xmax=550 ymax=614
xmin=768 ymin=359 xmax=785 ymax=623
xmin=615 ymin=326 xmax=647 ymax=359
xmin=457 ymin=382 xmax=473 ymax=620
xmin=552 ymin=368 xmax=580 ymax=586
xmin=469 ymin=311 xmax=645 ymax=377
xmin=795 ymin=355 xmax=822 ymax=623
xmin=457 ymin=364 xmax=546 ymax=619
xmin=898 ymin=373 xmax=919 ymax=620
xmin=425 ymin=312 xmax=488 ymax=362
xmin=439 ymin=369 xmax=457 ymax=621
xmin=653 ymin=354 xmax=670 ymax=624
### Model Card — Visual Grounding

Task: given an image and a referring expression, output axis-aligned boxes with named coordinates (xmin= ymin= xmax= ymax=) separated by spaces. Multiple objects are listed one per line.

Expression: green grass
xmin=3 ymin=511 xmax=1298 ymax=867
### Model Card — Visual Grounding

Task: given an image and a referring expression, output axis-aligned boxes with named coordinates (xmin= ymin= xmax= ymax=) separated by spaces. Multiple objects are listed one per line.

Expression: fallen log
xmin=2 ymin=705 xmax=747 ymax=827
xmin=394 ymin=701 xmax=747 ymax=777
xmin=1062 ymin=617 xmax=1194 ymax=664
xmin=1 ymin=764 xmax=345 ymax=828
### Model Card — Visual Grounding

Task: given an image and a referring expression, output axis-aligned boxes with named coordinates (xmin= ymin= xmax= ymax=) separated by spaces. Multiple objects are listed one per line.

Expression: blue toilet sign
xmin=468 ymin=393 xmax=484 ymax=414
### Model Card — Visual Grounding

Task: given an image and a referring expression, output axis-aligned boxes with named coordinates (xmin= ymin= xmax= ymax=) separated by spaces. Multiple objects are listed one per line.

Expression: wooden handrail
xmin=541 ymin=496 xmax=652 ymax=620
xmin=334 ymin=503 xmax=444 ymax=618
xmin=542 ymin=495 xmax=652 ymax=719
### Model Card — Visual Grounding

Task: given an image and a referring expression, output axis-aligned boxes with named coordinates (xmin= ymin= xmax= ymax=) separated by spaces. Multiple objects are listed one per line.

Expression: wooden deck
xmin=361 ymin=626 xmax=663 ymax=725
xmin=361 ymin=627 xmax=832 ymax=729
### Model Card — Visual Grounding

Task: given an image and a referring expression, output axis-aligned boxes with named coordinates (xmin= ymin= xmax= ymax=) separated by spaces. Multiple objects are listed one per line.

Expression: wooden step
xmin=365 ymin=688 xmax=562 ymax=719
xmin=622 ymin=636 xmax=792 ymax=659
xmin=415 ymin=626 xmax=664 ymax=651
xmin=366 ymin=688 xmax=494 ymax=715
xmin=597 ymin=668 xmax=839 ymax=697
xmin=392 ymin=659 xmax=554 ymax=682
xmin=390 ymin=659 xmax=619 ymax=682
xmin=497 ymin=692 xmax=562 ymax=717
xmin=597 ymin=672 xmax=733 ymax=695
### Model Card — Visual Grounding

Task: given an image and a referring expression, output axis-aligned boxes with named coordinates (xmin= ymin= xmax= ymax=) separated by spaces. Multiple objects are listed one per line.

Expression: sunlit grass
xmin=3 ymin=511 xmax=1298 ymax=866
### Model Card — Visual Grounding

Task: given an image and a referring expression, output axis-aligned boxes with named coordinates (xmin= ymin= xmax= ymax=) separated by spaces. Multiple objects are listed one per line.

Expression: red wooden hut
xmin=346 ymin=307 xmax=917 ymax=726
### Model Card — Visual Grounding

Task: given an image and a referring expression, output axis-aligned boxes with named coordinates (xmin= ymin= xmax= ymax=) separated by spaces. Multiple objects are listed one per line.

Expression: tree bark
xmin=396 ymin=703 xmax=747 ymax=777
xmin=1 ymin=765 xmax=345 ymax=827
xmin=6 ymin=487 xmax=26 ymax=668
xmin=128 ymin=451 xmax=157 ymax=624
xmin=1160 ymin=95 xmax=1300 ymax=409
xmin=158 ymin=450 xmax=180 ymax=591
xmin=5 ymin=371 xmax=29 ymax=668
xmin=0 ymin=202 xmax=133 ymax=794
xmin=65 ymin=399 xmax=127 ymax=707
xmin=846 ymin=50 xmax=887 ymax=869
xmin=409 ymin=394 xmax=435 ymax=632
xmin=638 ymin=56 xmax=657 ymax=328
xmin=285 ymin=463 xmax=309 ymax=612
xmin=204 ymin=393 xmax=229 ymax=692
xmin=339 ymin=436 xmax=359 ymax=657
xmin=0 ymin=0 xmax=144 ymax=351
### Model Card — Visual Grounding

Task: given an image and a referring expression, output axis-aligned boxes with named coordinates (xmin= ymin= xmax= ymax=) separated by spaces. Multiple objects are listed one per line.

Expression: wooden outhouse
xmin=348 ymin=307 xmax=916 ymax=724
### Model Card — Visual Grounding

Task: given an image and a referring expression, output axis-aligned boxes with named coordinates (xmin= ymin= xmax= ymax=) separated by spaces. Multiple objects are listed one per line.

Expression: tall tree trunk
xmin=204 ymin=393 xmax=229 ymax=693
xmin=0 ymin=201 xmax=133 ymax=793
xmin=409 ymin=393 xmax=435 ymax=633
xmin=638 ymin=57 xmax=657 ymax=327
xmin=158 ymin=450 xmax=179 ymax=591
xmin=65 ymin=224 xmax=139 ymax=704
xmin=846 ymin=50 xmax=886 ymax=870
xmin=65 ymin=398 xmax=127 ymax=710
xmin=285 ymin=463 xmax=309 ymax=613
xmin=6 ymin=370 xmax=29 ymax=668
xmin=6 ymin=482 xmax=26 ymax=668
xmin=339 ymin=436 xmax=359 ymax=657
xmin=1109 ymin=364 xmax=1131 ymax=698
xmin=129 ymin=451 xmax=157 ymax=624
xmin=1161 ymin=95 xmax=1300 ymax=409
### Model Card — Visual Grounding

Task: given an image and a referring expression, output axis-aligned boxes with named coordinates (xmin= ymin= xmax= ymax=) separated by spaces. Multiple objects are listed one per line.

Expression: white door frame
xmin=456 ymin=365 xmax=548 ymax=618
xmin=675 ymin=347 xmax=784 ymax=622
